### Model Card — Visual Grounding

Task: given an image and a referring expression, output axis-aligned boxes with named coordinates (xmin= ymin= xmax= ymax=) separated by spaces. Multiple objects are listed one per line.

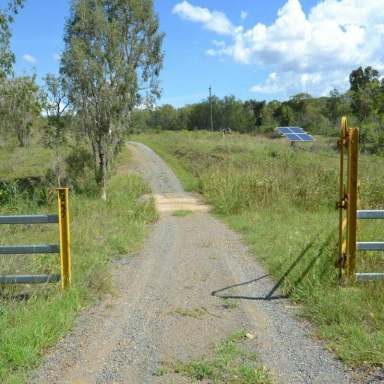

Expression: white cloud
xmin=172 ymin=1 xmax=234 ymax=35
xmin=173 ymin=0 xmax=384 ymax=97
xmin=250 ymin=70 xmax=349 ymax=97
xmin=212 ymin=40 xmax=225 ymax=48
xmin=240 ymin=11 xmax=248 ymax=20
xmin=250 ymin=72 xmax=283 ymax=94
xmin=206 ymin=40 xmax=231 ymax=57
xmin=22 ymin=54 xmax=37 ymax=64
xmin=205 ymin=48 xmax=217 ymax=56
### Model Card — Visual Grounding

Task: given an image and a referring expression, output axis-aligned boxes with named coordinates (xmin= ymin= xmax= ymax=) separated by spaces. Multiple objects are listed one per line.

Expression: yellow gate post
xmin=346 ymin=128 xmax=359 ymax=279
xmin=57 ymin=188 xmax=71 ymax=289
xmin=337 ymin=118 xmax=359 ymax=281
xmin=338 ymin=118 xmax=384 ymax=282
xmin=338 ymin=117 xmax=348 ymax=275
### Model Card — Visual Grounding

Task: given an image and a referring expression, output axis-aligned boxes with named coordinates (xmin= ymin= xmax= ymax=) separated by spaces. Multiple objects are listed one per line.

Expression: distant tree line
xmin=133 ymin=66 xmax=384 ymax=152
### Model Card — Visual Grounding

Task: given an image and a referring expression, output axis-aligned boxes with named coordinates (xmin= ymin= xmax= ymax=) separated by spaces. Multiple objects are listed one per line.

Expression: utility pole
xmin=209 ymin=85 xmax=213 ymax=131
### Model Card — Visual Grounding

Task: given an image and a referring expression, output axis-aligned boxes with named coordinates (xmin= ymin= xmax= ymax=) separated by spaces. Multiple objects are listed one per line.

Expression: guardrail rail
xmin=0 ymin=188 xmax=71 ymax=289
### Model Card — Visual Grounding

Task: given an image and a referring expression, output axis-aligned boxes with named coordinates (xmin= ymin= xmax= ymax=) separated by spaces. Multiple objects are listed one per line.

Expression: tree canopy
xmin=0 ymin=0 xmax=24 ymax=78
xmin=61 ymin=0 xmax=164 ymax=199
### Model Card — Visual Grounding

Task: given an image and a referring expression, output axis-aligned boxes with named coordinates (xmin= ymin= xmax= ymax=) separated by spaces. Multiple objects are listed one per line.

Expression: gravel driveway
xmin=29 ymin=142 xmax=355 ymax=384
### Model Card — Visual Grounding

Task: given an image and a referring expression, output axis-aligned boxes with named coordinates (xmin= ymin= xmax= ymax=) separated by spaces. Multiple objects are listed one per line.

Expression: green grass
xmin=0 ymin=144 xmax=54 ymax=181
xmin=135 ymin=130 xmax=384 ymax=368
xmin=222 ymin=298 xmax=239 ymax=310
xmin=172 ymin=307 xmax=210 ymax=319
xmin=0 ymin=145 xmax=156 ymax=383
xmin=172 ymin=209 xmax=193 ymax=217
xmin=159 ymin=330 xmax=270 ymax=383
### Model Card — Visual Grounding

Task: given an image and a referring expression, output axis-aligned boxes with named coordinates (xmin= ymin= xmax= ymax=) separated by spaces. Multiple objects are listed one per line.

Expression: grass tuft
xmin=172 ymin=307 xmax=210 ymax=319
xmin=163 ymin=330 xmax=271 ymax=383
xmin=222 ymin=298 xmax=239 ymax=310
xmin=172 ymin=209 xmax=193 ymax=217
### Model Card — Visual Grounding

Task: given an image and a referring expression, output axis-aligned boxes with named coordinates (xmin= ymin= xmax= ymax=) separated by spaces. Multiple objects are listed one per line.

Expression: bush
xmin=65 ymin=146 xmax=97 ymax=194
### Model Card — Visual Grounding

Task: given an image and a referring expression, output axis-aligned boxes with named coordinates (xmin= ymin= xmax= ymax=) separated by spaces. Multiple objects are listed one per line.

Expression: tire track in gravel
xmin=29 ymin=142 xmax=355 ymax=384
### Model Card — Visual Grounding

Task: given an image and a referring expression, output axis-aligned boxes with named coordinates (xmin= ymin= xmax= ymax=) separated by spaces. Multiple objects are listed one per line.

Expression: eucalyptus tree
xmin=0 ymin=0 xmax=24 ymax=78
xmin=42 ymin=74 xmax=70 ymax=186
xmin=0 ymin=1 xmax=26 ymax=144
xmin=61 ymin=0 xmax=164 ymax=199
xmin=0 ymin=75 xmax=41 ymax=146
xmin=244 ymin=100 xmax=266 ymax=130
xmin=349 ymin=66 xmax=380 ymax=122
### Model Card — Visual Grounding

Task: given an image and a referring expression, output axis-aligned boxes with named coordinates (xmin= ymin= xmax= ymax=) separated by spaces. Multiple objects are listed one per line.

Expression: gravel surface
xmin=29 ymin=142 xmax=357 ymax=384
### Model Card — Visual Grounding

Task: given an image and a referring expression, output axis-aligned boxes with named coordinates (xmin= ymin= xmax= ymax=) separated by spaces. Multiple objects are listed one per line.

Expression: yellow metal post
xmin=338 ymin=117 xmax=348 ymax=273
xmin=346 ymin=128 xmax=359 ymax=279
xmin=57 ymin=188 xmax=71 ymax=288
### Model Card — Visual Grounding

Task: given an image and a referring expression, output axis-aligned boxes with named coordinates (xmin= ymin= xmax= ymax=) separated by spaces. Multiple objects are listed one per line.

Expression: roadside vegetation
xmin=0 ymin=142 xmax=156 ymax=383
xmin=157 ymin=330 xmax=271 ymax=383
xmin=137 ymin=130 xmax=384 ymax=368
xmin=172 ymin=209 xmax=193 ymax=217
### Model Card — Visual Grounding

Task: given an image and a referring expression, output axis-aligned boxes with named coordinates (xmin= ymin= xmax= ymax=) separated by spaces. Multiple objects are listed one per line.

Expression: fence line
xmin=0 ymin=187 xmax=71 ymax=289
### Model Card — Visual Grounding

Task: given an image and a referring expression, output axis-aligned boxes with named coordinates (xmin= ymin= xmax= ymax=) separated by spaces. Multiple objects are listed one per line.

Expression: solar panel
xmin=297 ymin=133 xmax=313 ymax=142
xmin=289 ymin=127 xmax=305 ymax=134
xmin=285 ymin=133 xmax=302 ymax=141
xmin=276 ymin=126 xmax=314 ymax=142
xmin=277 ymin=127 xmax=292 ymax=134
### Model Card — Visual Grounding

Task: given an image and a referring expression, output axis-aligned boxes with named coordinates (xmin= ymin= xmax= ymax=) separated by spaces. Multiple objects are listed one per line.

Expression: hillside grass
xmin=136 ymin=130 xmax=384 ymax=368
xmin=0 ymin=144 xmax=156 ymax=383
xmin=0 ymin=145 xmax=54 ymax=181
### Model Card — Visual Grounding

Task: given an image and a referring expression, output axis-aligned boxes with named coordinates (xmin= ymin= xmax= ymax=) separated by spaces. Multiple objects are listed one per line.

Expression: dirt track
xmin=29 ymin=142 xmax=353 ymax=384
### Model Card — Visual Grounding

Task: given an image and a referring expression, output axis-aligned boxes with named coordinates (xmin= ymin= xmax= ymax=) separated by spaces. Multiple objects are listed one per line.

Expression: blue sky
xmin=10 ymin=0 xmax=384 ymax=107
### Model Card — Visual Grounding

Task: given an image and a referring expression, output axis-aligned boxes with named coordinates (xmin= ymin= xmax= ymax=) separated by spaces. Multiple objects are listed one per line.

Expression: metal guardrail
xmin=0 ymin=244 xmax=59 ymax=254
xmin=0 ymin=188 xmax=71 ymax=289
xmin=357 ymin=210 xmax=384 ymax=219
xmin=357 ymin=242 xmax=384 ymax=251
xmin=0 ymin=274 xmax=61 ymax=284
xmin=0 ymin=215 xmax=58 ymax=224
xmin=356 ymin=273 xmax=384 ymax=282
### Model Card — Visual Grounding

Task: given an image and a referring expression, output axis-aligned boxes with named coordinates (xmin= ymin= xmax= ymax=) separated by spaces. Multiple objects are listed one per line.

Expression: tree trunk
xmin=98 ymin=150 xmax=108 ymax=201
xmin=91 ymin=136 xmax=109 ymax=201
xmin=16 ymin=129 xmax=28 ymax=147
xmin=55 ymin=146 xmax=61 ymax=187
